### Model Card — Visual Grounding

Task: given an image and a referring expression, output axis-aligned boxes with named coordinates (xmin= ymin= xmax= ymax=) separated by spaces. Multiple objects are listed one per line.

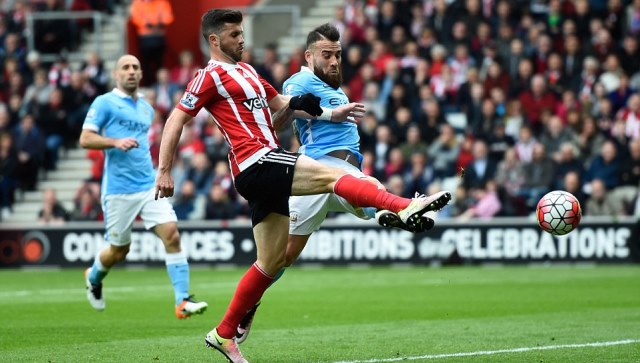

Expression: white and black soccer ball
xmin=536 ymin=190 xmax=582 ymax=235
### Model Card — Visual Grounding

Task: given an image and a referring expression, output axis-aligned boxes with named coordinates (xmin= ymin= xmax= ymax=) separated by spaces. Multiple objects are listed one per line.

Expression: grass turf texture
xmin=0 ymin=266 xmax=638 ymax=362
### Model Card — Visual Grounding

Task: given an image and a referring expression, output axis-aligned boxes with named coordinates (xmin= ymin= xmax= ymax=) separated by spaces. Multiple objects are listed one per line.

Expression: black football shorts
xmin=234 ymin=148 xmax=300 ymax=226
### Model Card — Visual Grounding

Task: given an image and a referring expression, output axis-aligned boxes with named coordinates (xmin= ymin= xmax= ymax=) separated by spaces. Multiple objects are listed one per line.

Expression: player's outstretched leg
xmin=205 ymin=328 xmax=248 ymax=363
xmin=332 ymin=175 xmax=451 ymax=231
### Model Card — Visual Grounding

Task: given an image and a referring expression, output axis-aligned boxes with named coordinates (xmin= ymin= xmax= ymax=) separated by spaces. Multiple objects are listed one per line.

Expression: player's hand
xmin=331 ymin=103 xmax=365 ymax=123
xmin=289 ymin=93 xmax=322 ymax=116
xmin=154 ymin=171 xmax=175 ymax=200
xmin=115 ymin=138 xmax=139 ymax=152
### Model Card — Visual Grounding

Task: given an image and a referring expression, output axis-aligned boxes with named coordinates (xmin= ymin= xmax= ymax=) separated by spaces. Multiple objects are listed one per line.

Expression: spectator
xmin=172 ymin=180 xmax=199 ymax=220
xmin=35 ymin=88 xmax=66 ymax=170
xmin=204 ymin=183 xmax=237 ymax=220
xmin=575 ymin=117 xmax=606 ymax=165
xmin=519 ymin=75 xmax=559 ymax=134
xmin=562 ymin=35 xmax=585 ymax=91
xmin=519 ymin=143 xmax=556 ymax=209
xmin=373 ymin=124 xmax=392 ymax=180
xmin=129 ymin=0 xmax=174 ymax=85
xmin=463 ymin=139 xmax=497 ymax=190
xmin=608 ymin=74 xmax=634 ymax=114
xmin=553 ymin=142 xmax=585 ymax=189
xmin=211 ymin=160 xmax=234 ymax=197
xmin=619 ymin=35 xmax=640 ymax=76
xmin=48 ymin=56 xmax=72 ymax=88
xmin=38 ymin=188 xmax=69 ymax=224
xmin=81 ymin=52 xmax=109 ymax=94
xmin=185 ymin=152 xmax=213 ymax=196
xmin=495 ymin=147 xmax=525 ymax=197
xmin=562 ymin=170 xmax=588 ymax=209
xmin=584 ymin=179 xmax=625 ymax=216
xmin=585 ymin=140 xmax=621 ymax=190
xmin=170 ymin=50 xmax=198 ymax=88
xmin=13 ymin=114 xmax=44 ymax=191
xmin=615 ymin=94 xmax=640 ymax=141
xmin=428 ymin=123 xmax=460 ymax=179
xmin=253 ymin=43 xmax=278 ymax=85
xmin=62 ymin=71 xmax=94 ymax=147
xmin=540 ymin=115 xmax=575 ymax=156
xmin=399 ymin=124 xmax=428 ymax=162
xmin=0 ymin=132 xmax=18 ymax=219
xmin=384 ymin=147 xmax=406 ymax=181
xmin=403 ymin=152 xmax=434 ymax=198
xmin=614 ymin=139 xmax=640 ymax=213
xmin=487 ymin=121 xmax=515 ymax=163
xmin=71 ymin=184 xmax=102 ymax=221
xmin=21 ymin=68 xmax=53 ymax=116
xmin=598 ymin=54 xmax=624 ymax=93
xmin=153 ymin=68 xmax=179 ymax=116
xmin=458 ymin=181 xmax=502 ymax=220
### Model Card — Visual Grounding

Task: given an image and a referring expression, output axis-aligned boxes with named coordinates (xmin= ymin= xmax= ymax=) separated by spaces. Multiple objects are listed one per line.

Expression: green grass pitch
xmin=1 ymin=265 xmax=639 ymax=362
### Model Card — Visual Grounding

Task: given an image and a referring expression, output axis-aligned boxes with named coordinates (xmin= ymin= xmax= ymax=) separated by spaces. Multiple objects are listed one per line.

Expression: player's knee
xmin=164 ymin=230 xmax=181 ymax=251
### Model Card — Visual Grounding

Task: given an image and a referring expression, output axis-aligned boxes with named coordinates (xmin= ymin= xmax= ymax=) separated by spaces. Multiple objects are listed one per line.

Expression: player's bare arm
xmin=79 ymin=129 xmax=139 ymax=151
xmin=270 ymin=95 xmax=296 ymax=131
xmin=155 ymin=108 xmax=193 ymax=199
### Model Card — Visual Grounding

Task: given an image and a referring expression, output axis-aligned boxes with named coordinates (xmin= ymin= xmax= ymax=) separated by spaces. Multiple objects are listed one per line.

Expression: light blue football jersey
xmin=82 ymin=89 xmax=155 ymax=196
xmin=283 ymin=67 xmax=362 ymax=165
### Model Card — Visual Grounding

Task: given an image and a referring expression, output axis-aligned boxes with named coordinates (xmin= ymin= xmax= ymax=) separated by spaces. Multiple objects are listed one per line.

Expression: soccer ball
xmin=536 ymin=190 xmax=582 ymax=235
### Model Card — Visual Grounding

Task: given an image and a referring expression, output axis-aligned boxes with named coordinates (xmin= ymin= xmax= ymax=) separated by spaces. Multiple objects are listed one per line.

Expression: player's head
xmin=113 ymin=54 xmax=142 ymax=95
xmin=305 ymin=23 xmax=342 ymax=89
xmin=201 ymin=9 xmax=244 ymax=63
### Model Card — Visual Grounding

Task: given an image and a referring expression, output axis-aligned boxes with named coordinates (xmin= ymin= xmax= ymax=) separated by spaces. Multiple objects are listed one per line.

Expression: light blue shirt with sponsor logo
xmin=82 ymin=88 xmax=155 ymax=196
xmin=283 ymin=67 xmax=362 ymax=165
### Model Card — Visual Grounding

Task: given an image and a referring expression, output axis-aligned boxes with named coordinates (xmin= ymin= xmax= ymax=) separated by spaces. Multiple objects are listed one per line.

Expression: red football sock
xmin=216 ymin=263 xmax=274 ymax=338
xmin=333 ymin=174 xmax=411 ymax=213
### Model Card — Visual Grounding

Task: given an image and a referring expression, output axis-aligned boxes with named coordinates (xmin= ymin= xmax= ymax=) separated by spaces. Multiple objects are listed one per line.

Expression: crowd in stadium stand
xmin=1 ymin=0 xmax=640 ymax=223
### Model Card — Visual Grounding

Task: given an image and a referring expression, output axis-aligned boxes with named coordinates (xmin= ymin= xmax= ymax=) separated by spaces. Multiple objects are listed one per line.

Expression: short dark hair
xmin=306 ymin=23 xmax=340 ymax=49
xmin=201 ymin=9 xmax=243 ymax=41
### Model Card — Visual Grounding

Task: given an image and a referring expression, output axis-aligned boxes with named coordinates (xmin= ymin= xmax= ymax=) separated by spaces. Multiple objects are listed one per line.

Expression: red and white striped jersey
xmin=176 ymin=60 xmax=280 ymax=176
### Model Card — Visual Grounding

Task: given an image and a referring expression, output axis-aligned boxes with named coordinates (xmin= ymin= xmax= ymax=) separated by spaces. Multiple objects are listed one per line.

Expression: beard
xmin=313 ymin=62 xmax=342 ymax=89
xmin=221 ymin=42 xmax=242 ymax=62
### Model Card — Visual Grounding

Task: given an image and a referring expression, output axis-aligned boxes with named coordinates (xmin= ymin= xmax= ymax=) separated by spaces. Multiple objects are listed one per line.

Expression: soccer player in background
xmin=234 ymin=23 xmax=441 ymax=345
xmin=154 ymin=10 xmax=451 ymax=362
xmin=80 ymin=55 xmax=208 ymax=319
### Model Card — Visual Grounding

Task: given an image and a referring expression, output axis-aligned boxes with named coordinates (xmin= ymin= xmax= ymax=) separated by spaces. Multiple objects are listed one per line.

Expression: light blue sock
xmin=166 ymin=251 xmax=189 ymax=305
xmin=363 ymin=207 xmax=377 ymax=219
xmin=88 ymin=256 xmax=109 ymax=286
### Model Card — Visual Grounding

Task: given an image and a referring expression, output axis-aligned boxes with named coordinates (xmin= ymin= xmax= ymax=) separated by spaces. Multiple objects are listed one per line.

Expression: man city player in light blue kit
xmin=80 ymin=55 xmax=207 ymax=319
xmin=234 ymin=23 xmax=449 ymax=344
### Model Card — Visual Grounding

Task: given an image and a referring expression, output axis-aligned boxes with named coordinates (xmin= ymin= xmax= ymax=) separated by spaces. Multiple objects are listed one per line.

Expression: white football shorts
xmin=289 ymin=154 xmax=372 ymax=236
xmin=102 ymin=187 xmax=177 ymax=245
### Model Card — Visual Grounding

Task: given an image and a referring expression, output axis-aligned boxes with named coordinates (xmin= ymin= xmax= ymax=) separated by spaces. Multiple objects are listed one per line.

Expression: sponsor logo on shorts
xmin=180 ymin=92 xmax=199 ymax=110
xmin=289 ymin=213 xmax=298 ymax=223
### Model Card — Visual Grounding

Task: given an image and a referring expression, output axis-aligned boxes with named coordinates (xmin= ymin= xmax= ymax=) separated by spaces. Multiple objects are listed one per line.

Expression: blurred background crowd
xmin=1 ymin=0 xmax=639 ymax=224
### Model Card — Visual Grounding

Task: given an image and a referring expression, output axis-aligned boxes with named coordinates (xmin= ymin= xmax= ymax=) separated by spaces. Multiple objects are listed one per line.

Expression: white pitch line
xmin=0 ymin=281 xmax=236 ymax=299
xmin=329 ymin=339 xmax=640 ymax=363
